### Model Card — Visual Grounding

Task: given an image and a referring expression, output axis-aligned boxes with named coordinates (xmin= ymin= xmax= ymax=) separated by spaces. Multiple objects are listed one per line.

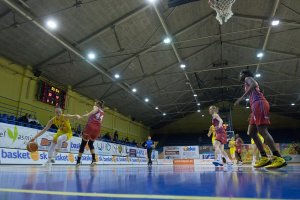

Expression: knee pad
xmin=79 ymin=140 xmax=87 ymax=153
xmin=88 ymin=140 xmax=95 ymax=150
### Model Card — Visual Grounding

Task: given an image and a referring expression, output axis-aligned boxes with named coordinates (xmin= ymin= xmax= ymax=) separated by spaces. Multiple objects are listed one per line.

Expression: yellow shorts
xmin=212 ymin=137 xmax=216 ymax=145
xmin=230 ymin=148 xmax=236 ymax=155
xmin=53 ymin=130 xmax=72 ymax=142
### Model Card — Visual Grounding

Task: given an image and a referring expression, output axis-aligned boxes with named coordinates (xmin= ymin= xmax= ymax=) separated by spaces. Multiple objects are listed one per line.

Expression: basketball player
xmin=209 ymin=106 xmax=232 ymax=166
xmin=76 ymin=100 xmax=104 ymax=167
xmin=207 ymin=125 xmax=216 ymax=146
xmin=235 ymin=134 xmax=243 ymax=165
xmin=234 ymin=69 xmax=286 ymax=168
xmin=29 ymin=107 xmax=80 ymax=166
xmin=228 ymin=137 xmax=236 ymax=162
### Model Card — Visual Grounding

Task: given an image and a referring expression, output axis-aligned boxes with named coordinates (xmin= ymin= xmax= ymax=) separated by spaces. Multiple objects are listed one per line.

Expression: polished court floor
xmin=0 ymin=164 xmax=299 ymax=200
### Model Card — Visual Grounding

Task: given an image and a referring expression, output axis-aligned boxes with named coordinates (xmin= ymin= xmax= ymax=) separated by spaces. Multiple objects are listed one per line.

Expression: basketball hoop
xmin=208 ymin=0 xmax=236 ymax=25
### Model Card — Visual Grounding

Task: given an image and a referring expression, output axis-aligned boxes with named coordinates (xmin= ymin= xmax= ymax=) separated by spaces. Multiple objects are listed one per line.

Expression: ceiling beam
xmin=256 ymin=0 xmax=280 ymax=72
xmin=233 ymin=13 xmax=300 ymax=27
xmin=34 ymin=3 xmax=151 ymax=69
xmin=152 ymin=1 xmax=199 ymax=106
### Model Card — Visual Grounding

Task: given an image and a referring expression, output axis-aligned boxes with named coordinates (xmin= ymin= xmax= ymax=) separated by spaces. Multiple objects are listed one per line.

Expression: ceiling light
xmin=114 ymin=74 xmax=120 ymax=79
xmin=197 ymin=110 xmax=201 ymax=113
xmin=87 ymin=52 xmax=96 ymax=60
xmin=271 ymin=20 xmax=280 ymax=26
xmin=197 ymin=103 xmax=200 ymax=106
xmin=147 ymin=0 xmax=157 ymax=3
xmin=257 ymin=52 xmax=264 ymax=58
xmin=46 ymin=19 xmax=58 ymax=30
xmin=163 ymin=113 xmax=166 ymax=116
xmin=145 ymin=98 xmax=149 ymax=102
xmin=193 ymin=94 xmax=197 ymax=97
xmin=163 ymin=37 xmax=171 ymax=44
xmin=291 ymin=103 xmax=295 ymax=106
xmin=180 ymin=64 xmax=186 ymax=69
xmin=255 ymin=73 xmax=261 ymax=78
xmin=202 ymin=115 xmax=205 ymax=117
xmin=245 ymin=98 xmax=249 ymax=102
xmin=246 ymin=106 xmax=250 ymax=109
xmin=132 ymin=88 xmax=137 ymax=93
xmin=155 ymin=106 xmax=159 ymax=110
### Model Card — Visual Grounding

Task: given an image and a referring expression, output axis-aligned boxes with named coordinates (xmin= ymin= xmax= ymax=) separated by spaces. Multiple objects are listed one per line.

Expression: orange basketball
xmin=27 ymin=142 xmax=38 ymax=152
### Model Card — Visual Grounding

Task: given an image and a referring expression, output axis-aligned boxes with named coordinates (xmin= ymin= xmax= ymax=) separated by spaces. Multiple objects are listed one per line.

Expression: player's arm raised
xmin=234 ymin=77 xmax=257 ymax=106
xmin=81 ymin=106 xmax=98 ymax=118
xmin=64 ymin=114 xmax=81 ymax=120
xmin=30 ymin=118 xmax=54 ymax=142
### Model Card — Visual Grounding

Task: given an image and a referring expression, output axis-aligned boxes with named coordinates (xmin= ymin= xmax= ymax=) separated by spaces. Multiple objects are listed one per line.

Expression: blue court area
xmin=0 ymin=164 xmax=299 ymax=200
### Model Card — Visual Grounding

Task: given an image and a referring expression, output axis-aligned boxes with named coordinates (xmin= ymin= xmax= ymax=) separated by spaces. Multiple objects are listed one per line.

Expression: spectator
xmin=28 ymin=115 xmax=41 ymax=126
xmin=76 ymin=124 xmax=82 ymax=135
xmin=125 ymin=137 xmax=129 ymax=143
xmin=113 ymin=131 xmax=119 ymax=142
xmin=18 ymin=113 xmax=29 ymax=124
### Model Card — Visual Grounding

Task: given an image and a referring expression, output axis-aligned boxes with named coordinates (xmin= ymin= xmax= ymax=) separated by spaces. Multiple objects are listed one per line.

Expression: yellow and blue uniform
xmin=229 ymin=140 xmax=236 ymax=156
xmin=210 ymin=125 xmax=216 ymax=145
xmin=52 ymin=115 xmax=73 ymax=142
xmin=251 ymin=132 xmax=264 ymax=144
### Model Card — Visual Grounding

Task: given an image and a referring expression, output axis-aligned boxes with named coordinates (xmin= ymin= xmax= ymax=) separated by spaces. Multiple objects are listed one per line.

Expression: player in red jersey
xmin=235 ymin=134 xmax=243 ymax=165
xmin=76 ymin=100 xmax=104 ymax=166
xmin=209 ymin=106 xmax=232 ymax=166
xmin=234 ymin=69 xmax=286 ymax=169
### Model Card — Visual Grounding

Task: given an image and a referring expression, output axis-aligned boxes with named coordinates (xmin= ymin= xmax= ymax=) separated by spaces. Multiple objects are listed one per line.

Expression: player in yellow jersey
xmin=250 ymin=132 xmax=264 ymax=166
xmin=30 ymin=107 xmax=80 ymax=166
xmin=228 ymin=137 xmax=236 ymax=162
xmin=207 ymin=125 xmax=216 ymax=145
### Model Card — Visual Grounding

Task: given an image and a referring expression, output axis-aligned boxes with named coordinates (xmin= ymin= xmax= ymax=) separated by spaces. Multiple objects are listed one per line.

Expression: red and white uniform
xmin=212 ymin=118 xmax=227 ymax=144
xmin=245 ymin=82 xmax=270 ymax=126
xmin=82 ymin=108 xmax=104 ymax=141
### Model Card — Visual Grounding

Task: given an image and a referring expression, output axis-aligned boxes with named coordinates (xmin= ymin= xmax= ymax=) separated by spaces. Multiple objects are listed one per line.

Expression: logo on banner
xmin=183 ymin=146 xmax=196 ymax=151
xmin=7 ymin=126 xmax=18 ymax=143
xmin=40 ymin=138 xmax=50 ymax=146
xmin=68 ymin=153 xmax=75 ymax=162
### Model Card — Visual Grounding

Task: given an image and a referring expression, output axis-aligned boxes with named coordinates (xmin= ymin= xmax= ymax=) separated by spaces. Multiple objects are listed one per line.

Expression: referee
xmin=144 ymin=136 xmax=154 ymax=166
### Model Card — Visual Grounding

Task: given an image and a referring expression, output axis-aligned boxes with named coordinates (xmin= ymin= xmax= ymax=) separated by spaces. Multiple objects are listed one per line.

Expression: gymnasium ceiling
xmin=0 ymin=0 xmax=300 ymax=130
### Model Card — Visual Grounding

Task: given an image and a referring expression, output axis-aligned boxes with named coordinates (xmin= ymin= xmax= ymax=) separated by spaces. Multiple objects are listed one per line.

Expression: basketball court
xmin=0 ymin=164 xmax=299 ymax=200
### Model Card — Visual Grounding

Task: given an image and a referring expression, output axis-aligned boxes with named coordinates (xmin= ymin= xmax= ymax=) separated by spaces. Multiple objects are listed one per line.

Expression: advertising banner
xmin=0 ymin=148 xmax=150 ymax=165
xmin=181 ymin=146 xmax=199 ymax=159
xmin=164 ymin=146 xmax=181 ymax=159
xmin=173 ymin=159 xmax=194 ymax=165
xmin=0 ymin=123 xmax=158 ymax=159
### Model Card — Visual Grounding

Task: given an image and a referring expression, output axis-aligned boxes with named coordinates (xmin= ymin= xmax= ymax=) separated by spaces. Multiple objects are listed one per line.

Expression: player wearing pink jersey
xmin=76 ymin=100 xmax=104 ymax=166
xmin=234 ymin=69 xmax=286 ymax=169
xmin=209 ymin=105 xmax=232 ymax=166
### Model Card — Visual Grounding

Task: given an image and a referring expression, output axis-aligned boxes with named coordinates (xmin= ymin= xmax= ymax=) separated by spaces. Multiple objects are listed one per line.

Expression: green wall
xmin=0 ymin=57 xmax=149 ymax=143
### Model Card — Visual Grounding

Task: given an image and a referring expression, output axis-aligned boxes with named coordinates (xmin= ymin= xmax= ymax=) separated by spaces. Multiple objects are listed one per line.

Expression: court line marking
xmin=0 ymin=188 xmax=295 ymax=200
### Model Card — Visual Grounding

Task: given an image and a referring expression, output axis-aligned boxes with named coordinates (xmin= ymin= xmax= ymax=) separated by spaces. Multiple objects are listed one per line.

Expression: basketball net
xmin=209 ymin=0 xmax=236 ymax=25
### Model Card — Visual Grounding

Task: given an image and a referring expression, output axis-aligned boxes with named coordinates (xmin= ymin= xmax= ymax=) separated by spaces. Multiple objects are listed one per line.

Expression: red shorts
xmin=249 ymin=100 xmax=270 ymax=126
xmin=215 ymin=127 xmax=227 ymax=144
xmin=82 ymin=124 xmax=100 ymax=141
